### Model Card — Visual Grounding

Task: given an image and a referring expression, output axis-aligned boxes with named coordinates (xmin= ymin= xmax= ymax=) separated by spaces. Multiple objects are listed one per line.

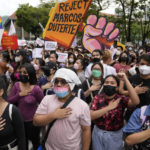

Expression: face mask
xmin=120 ymin=56 xmax=127 ymax=62
xmin=19 ymin=74 xmax=29 ymax=83
xmin=45 ymin=58 xmax=49 ymax=63
xmin=0 ymin=58 xmax=2 ymax=62
xmin=128 ymin=67 xmax=137 ymax=76
xmin=33 ymin=64 xmax=39 ymax=71
xmin=28 ymin=55 xmax=32 ymax=61
xmin=74 ymin=63 xmax=79 ymax=70
xmin=69 ymin=58 xmax=74 ymax=63
xmin=128 ymin=47 xmax=132 ymax=51
xmin=15 ymin=57 xmax=20 ymax=62
xmin=92 ymin=58 xmax=100 ymax=63
xmin=15 ymin=73 xmax=20 ymax=80
xmin=53 ymin=86 xmax=69 ymax=98
xmin=116 ymin=50 xmax=121 ymax=56
xmin=92 ymin=70 xmax=102 ymax=78
xmin=139 ymin=65 xmax=150 ymax=75
xmin=103 ymin=85 xmax=116 ymax=96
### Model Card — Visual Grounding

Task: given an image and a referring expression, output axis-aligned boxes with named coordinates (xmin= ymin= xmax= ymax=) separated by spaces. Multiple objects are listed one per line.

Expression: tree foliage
xmin=16 ymin=0 xmax=55 ymax=38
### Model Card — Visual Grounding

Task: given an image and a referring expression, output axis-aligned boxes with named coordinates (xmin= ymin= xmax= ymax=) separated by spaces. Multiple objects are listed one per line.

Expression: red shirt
xmin=91 ymin=94 xmax=129 ymax=131
xmin=113 ymin=63 xmax=130 ymax=73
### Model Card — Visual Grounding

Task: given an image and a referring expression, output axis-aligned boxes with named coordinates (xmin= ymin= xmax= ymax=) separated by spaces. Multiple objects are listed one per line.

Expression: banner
xmin=45 ymin=41 xmax=57 ymax=50
xmin=43 ymin=0 xmax=93 ymax=49
xmin=1 ymin=35 xmax=18 ymax=50
xmin=57 ymin=52 xmax=68 ymax=63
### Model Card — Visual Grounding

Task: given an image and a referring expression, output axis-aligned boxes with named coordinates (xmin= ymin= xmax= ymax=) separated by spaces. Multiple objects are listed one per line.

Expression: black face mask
xmin=103 ymin=85 xmax=116 ymax=96
xmin=92 ymin=58 xmax=100 ymax=63
xmin=19 ymin=74 xmax=29 ymax=83
xmin=120 ymin=57 xmax=127 ymax=62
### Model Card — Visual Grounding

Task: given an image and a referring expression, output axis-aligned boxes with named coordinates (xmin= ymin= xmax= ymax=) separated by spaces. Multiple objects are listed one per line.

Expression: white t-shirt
xmin=85 ymin=62 xmax=116 ymax=79
xmin=36 ymin=95 xmax=91 ymax=150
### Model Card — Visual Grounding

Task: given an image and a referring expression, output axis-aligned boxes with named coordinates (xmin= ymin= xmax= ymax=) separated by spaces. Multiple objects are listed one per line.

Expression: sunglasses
xmin=54 ymin=79 xmax=68 ymax=85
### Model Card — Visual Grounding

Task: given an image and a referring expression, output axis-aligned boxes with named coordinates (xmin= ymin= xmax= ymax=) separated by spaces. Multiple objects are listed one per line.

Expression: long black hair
xmin=20 ymin=63 xmax=37 ymax=85
xmin=0 ymin=75 xmax=8 ymax=99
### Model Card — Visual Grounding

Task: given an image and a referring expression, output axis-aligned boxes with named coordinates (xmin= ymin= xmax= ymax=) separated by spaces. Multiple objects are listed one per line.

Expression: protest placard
xmin=36 ymin=38 xmax=44 ymax=46
xmin=45 ymin=41 xmax=57 ymax=50
xmin=18 ymin=39 xmax=26 ymax=46
xmin=57 ymin=52 xmax=68 ymax=63
xmin=32 ymin=48 xmax=43 ymax=58
xmin=1 ymin=35 xmax=18 ymax=50
xmin=43 ymin=0 xmax=92 ymax=49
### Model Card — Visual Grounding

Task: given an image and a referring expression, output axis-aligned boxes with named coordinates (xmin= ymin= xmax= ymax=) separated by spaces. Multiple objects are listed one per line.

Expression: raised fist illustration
xmin=82 ymin=15 xmax=120 ymax=53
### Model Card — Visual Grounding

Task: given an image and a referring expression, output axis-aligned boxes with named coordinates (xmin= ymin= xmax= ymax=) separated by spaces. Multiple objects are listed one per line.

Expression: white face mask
xmin=0 ymin=58 xmax=2 ymax=62
xmin=15 ymin=57 xmax=20 ymax=62
xmin=139 ymin=65 xmax=150 ymax=75
xmin=128 ymin=67 xmax=137 ymax=76
xmin=69 ymin=58 xmax=74 ymax=63
xmin=116 ymin=50 xmax=121 ymax=56
xmin=45 ymin=58 xmax=49 ymax=63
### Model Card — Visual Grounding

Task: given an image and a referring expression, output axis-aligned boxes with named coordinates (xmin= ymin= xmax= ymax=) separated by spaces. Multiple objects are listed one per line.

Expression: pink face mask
xmin=33 ymin=64 xmax=40 ymax=71
xmin=73 ymin=63 xmax=79 ymax=70
xmin=15 ymin=73 xmax=20 ymax=80
xmin=53 ymin=86 xmax=69 ymax=98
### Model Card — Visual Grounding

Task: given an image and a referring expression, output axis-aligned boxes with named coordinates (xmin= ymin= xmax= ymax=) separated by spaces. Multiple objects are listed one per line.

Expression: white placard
xmin=36 ymin=38 xmax=44 ymax=46
xmin=32 ymin=48 xmax=43 ymax=58
xmin=45 ymin=41 xmax=57 ymax=51
xmin=18 ymin=39 xmax=27 ymax=46
xmin=57 ymin=52 xmax=68 ymax=63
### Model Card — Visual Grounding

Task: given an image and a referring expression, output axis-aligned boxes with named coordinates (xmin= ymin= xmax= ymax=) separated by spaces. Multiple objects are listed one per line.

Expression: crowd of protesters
xmin=0 ymin=42 xmax=150 ymax=150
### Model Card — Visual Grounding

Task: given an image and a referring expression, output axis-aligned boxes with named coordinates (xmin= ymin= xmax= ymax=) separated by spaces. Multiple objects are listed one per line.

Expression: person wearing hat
xmin=39 ymin=62 xmax=57 ymax=95
xmin=33 ymin=68 xmax=91 ymax=150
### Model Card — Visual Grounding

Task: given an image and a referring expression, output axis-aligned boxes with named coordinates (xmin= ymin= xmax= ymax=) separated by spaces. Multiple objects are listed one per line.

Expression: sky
xmin=0 ymin=0 xmax=115 ymax=17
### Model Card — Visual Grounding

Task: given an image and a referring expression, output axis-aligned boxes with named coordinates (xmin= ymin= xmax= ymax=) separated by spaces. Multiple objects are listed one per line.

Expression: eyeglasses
xmin=54 ymin=79 xmax=68 ymax=85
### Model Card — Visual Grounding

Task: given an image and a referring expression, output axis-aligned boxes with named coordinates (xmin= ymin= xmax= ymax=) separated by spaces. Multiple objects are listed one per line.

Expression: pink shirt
xmin=36 ymin=95 xmax=91 ymax=150
xmin=113 ymin=63 xmax=130 ymax=73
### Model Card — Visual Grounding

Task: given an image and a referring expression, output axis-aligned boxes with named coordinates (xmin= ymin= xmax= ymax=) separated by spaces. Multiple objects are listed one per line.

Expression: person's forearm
xmin=33 ymin=112 xmax=56 ymax=126
xmin=125 ymin=129 xmax=150 ymax=145
xmin=124 ymin=77 xmax=139 ymax=105
xmin=82 ymin=127 xmax=91 ymax=150
xmin=90 ymin=106 xmax=110 ymax=120
xmin=84 ymin=89 xmax=92 ymax=98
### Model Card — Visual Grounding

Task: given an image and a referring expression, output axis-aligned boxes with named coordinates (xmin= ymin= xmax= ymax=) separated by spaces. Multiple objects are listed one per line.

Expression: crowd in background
xmin=0 ymin=42 xmax=150 ymax=150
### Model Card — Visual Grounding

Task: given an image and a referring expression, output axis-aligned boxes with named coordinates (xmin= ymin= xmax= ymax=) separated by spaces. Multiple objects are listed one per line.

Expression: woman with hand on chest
xmin=7 ymin=63 xmax=44 ymax=150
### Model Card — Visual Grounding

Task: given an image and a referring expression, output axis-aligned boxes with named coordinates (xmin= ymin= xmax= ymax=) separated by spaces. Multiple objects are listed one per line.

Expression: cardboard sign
xmin=57 ymin=52 xmax=68 ymax=63
xmin=43 ymin=0 xmax=92 ymax=49
xmin=1 ymin=35 xmax=18 ymax=50
xmin=45 ymin=41 xmax=57 ymax=50
xmin=32 ymin=48 xmax=43 ymax=58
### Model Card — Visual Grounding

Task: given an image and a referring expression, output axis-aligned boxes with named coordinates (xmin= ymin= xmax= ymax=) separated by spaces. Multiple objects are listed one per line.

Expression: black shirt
xmin=0 ymin=104 xmax=26 ymax=150
xmin=129 ymin=74 xmax=150 ymax=107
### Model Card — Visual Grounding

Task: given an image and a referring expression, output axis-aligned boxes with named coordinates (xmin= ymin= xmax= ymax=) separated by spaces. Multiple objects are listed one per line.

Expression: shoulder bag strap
xmin=86 ymin=79 xmax=94 ymax=100
xmin=9 ymin=104 xmax=13 ymax=121
xmin=42 ymin=95 xmax=75 ymax=148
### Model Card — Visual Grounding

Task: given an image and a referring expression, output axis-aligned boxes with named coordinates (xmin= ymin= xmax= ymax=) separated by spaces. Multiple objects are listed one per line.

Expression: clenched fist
xmin=82 ymin=15 xmax=119 ymax=53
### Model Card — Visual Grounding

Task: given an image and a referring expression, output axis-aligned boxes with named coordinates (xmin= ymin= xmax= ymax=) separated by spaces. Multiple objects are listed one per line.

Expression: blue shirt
xmin=123 ymin=105 xmax=150 ymax=133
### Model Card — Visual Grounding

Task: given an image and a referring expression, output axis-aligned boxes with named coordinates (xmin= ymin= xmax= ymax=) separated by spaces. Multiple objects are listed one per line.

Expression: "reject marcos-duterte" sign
xmin=43 ymin=0 xmax=92 ymax=49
